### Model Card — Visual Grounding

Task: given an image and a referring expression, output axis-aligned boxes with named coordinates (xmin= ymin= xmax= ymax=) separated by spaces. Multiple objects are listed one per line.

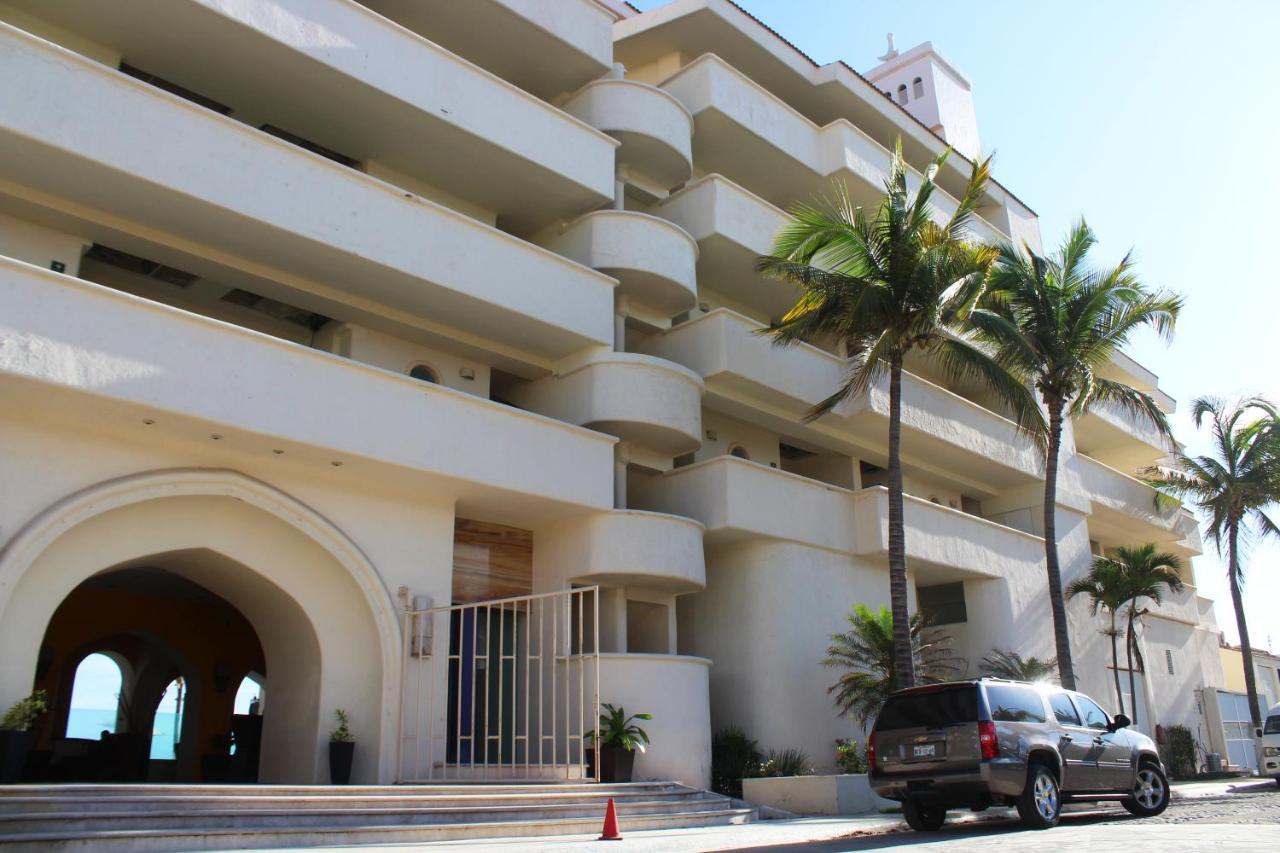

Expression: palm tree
xmin=1102 ymin=545 xmax=1184 ymax=729
xmin=823 ymin=603 xmax=961 ymax=726
xmin=979 ymin=649 xmax=1059 ymax=684
xmin=1066 ymin=557 xmax=1132 ymax=712
xmin=975 ymin=221 xmax=1182 ymax=688
xmin=758 ymin=141 xmax=1042 ymax=688
xmin=1147 ymin=397 xmax=1280 ymax=729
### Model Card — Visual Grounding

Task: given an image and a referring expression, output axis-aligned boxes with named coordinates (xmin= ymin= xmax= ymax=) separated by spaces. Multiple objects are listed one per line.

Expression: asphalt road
xmin=776 ymin=784 xmax=1280 ymax=852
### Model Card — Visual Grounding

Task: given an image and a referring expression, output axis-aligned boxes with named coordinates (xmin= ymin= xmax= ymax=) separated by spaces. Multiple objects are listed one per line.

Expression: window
xmin=259 ymin=124 xmax=360 ymax=169
xmin=985 ymin=684 xmax=1046 ymax=723
xmin=66 ymin=652 xmax=124 ymax=738
xmin=1072 ymin=694 xmax=1111 ymax=729
xmin=1265 ymin=715 xmax=1280 ymax=735
xmin=120 ymin=63 xmax=232 ymax=115
xmin=1048 ymin=692 xmax=1081 ymax=726
xmin=1166 ymin=649 xmax=1175 ymax=675
xmin=150 ymin=678 xmax=186 ymax=760
xmin=409 ymin=364 xmax=440 ymax=384
xmin=896 ymin=84 xmax=908 ymax=105
xmin=917 ymin=582 xmax=967 ymax=625
xmin=728 ymin=444 xmax=751 ymax=460
xmin=912 ymin=76 xmax=924 ymax=99
xmin=876 ymin=686 xmax=977 ymax=730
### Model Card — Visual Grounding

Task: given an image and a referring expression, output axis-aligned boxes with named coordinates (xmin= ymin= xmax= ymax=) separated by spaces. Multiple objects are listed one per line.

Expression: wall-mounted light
xmin=458 ymin=367 xmax=476 ymax=381
xmin=705 ymin=429 xmax=718 ymax=441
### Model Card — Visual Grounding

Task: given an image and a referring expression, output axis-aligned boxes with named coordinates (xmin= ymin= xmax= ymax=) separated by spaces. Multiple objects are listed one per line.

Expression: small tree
xmin=823 ymin=604 xmax=961 ymax=727
xmin=979 ymin=649 xmax=1059 ymax=684
xmin=1067 ymin=558 xmax=1133 ymax=713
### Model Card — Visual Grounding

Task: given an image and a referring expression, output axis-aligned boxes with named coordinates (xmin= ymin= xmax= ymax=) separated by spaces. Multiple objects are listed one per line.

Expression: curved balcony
xmin=653 ymin=174 xmax=795 ymax=319
xmin=564 ymin=510 xmax=706 ymax=593
xmin=660 ymin=54 xmax=1006 ymax=242
xmin=1077 ymin=455 xmax=1189 ymax=547
xmin=631 ymin=456 xmax=1043 ymax=579
xmin=508 ymin=352 xmax=704 ymax=454
xmin=0 ymin=257 xmax=616 ymax=510
xmin=643 ymin=308 xmax=1043 ymax=489
xmin=591 ymin=653 xmax=711 ymax=787
xmin=564 ymin=78 xmax=694 ymax=189
xmin=12 ymin=0 xmax=617 ymax=232
xmin=0 ymin=28 xmax=616 ymax=359
xmin=850 ymin=487 xmax=1044 ymax=582
xmin=537 ymin=211 xmax=698 ymax=317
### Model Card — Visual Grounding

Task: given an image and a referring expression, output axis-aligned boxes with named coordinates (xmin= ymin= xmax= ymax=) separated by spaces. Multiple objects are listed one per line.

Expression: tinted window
xmin=918 ymin=582 xmax=967 ymax=625
xmin=875 ymin=686 xmax=977 ymax=731
xmin=1265 ymin=715 xmax=1280 ymax=735
xmin=985 ymin=684 xmax=1046 ymax=723
xmin=1073 ymin=694 xmax=1110 ymax=729
xmin=1048 ymin=692 xmax=1081 ymax=725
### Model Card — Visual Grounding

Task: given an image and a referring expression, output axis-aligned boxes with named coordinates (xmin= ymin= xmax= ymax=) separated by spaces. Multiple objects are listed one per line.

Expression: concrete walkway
xmin=253 ymin=777 xmax=1272 ymax=852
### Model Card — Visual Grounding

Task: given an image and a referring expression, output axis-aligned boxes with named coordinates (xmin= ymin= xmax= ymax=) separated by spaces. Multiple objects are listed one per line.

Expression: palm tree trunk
xmin=1126 ymin=606 xmax=1138 ymax=729
xmin=1109 ymin=612 xmax=1125 ymax=715
xmin=1043 ymin=399 xmax=1077 ymax=689
xmin=887 ymin=352 xmax=915 ymax=689
xmin=1229 ymin=521 xmax=1262 ymax=730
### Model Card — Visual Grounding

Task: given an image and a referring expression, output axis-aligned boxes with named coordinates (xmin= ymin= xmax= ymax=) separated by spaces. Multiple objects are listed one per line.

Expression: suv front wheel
xmin=1015 ymin=762 xmax=1062 ymax=829
xmin=901 ymin=798 xmax=947 ymax=831
xmin=1122 ymin=762 xmax=1169 ymax=817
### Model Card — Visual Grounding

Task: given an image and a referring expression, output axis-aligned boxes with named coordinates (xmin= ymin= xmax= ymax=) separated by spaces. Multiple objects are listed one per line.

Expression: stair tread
xmin=0 ymin=797 xmax=730 ymax=821
xmin=0 ymin=808 xmax=755 ymax=843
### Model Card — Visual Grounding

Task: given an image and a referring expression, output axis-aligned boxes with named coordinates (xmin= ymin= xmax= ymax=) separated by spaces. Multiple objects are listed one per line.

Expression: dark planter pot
xmin=329 ymin=741 xmax=354 ymax=785
xmin=588 ymin=746 xmax=635 ymax=783
xmin=0 ymin=730 xmax=33 ymax=784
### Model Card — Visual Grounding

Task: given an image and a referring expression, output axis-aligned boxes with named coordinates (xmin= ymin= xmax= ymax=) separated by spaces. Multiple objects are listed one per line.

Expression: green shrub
xmin=1159 ymin=724 xmax=1196 ymax=779
xmin=330 ymin=709 xmax=353 ymax=743
xmin=760 ymin=747 xmax=814 ymax=778
xmin=835 ymin=738 xmax=868 ymax=774
xmin=710 ymin=726 xmax=762 ymax=798
xmin=0 ymin=691 xmax=48 ymax=732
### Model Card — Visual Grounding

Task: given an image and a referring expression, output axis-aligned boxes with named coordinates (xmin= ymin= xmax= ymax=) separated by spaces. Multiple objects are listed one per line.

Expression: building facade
xmin=0 ymin=0 xmax=1224 ymax=788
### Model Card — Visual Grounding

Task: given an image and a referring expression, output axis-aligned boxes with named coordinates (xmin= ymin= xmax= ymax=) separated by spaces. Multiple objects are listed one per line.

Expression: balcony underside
xmin=4 ymin=0 xmax=616 ymax=232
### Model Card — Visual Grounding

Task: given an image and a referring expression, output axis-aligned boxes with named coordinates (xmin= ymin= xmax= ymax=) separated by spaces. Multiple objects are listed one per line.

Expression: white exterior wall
xmin=0 ymin=0 xmax=1219 ymax=792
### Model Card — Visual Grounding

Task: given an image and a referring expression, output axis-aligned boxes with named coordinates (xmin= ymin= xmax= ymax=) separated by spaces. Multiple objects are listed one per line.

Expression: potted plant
xmin=0 ymin=690 xmax=48 ymax=783
xmin=329 ymin=709 xmax=354 ymax=785
xmin=586 ymin=703 xmax=651 ymax=783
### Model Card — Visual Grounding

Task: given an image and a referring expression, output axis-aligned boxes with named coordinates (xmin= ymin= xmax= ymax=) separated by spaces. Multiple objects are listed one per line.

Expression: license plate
xmin=913 ymin=744 xmax=937 ymax=758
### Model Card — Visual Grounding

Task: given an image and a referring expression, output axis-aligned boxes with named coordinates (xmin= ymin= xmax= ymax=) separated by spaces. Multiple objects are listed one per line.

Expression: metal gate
xmin=397 ymin=587 xmax=599 ymax=782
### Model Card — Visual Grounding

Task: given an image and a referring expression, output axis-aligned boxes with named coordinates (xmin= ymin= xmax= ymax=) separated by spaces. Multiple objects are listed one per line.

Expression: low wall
xmin=741 ymin=773 xmax=895 ymax=816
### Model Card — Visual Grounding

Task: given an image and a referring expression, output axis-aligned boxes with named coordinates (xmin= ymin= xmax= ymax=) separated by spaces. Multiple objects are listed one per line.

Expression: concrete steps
xmin=0 ymin=782 xmax=754 ymax=851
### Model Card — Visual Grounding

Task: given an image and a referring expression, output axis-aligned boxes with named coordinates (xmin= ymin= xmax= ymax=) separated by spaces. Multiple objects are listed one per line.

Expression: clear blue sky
xmin=632 ymin=0 xmax=1280 ymax=652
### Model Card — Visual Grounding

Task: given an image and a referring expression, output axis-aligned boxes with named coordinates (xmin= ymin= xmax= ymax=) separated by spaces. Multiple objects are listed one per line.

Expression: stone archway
xmin=0 ymin=469 xmax=402 ymax=783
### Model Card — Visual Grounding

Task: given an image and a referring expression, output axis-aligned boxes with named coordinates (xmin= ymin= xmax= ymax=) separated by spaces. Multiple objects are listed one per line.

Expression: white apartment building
xmin=0 ymin=0 xmax=1224 ymax=792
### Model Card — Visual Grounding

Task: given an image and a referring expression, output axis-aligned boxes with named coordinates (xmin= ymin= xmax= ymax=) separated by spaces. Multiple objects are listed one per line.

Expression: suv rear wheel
xmin=901 ymin=798 xmax=947 ymax=831
xmin=1122 ymin=761 xmax=1169 ymax=817
xmin=1015 ymin=762 xmax=1061 ymax=829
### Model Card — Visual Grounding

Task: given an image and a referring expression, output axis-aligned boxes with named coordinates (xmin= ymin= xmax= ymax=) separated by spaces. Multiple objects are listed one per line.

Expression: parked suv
xmin=868 ymin=678 xmax=1169 ymax=830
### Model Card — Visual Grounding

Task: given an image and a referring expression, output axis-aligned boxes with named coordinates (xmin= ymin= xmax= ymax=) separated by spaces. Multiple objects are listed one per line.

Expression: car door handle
xmin=1060 ymin=735 xmax=1073 ymax=743
xmin=1093 ymin=737 xmax=1105 ymax=744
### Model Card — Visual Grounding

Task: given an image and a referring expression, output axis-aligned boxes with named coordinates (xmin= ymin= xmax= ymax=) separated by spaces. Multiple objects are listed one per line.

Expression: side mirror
xmin=1109 ymin=714 xmax=1131 ymax=732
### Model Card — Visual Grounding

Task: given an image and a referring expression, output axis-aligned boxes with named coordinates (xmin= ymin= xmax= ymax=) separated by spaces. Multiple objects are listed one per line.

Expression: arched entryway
xmin=37 ymin=566 xmax=268 ymax=782
xmin=0 ymin=470 xmax=402 ymax=783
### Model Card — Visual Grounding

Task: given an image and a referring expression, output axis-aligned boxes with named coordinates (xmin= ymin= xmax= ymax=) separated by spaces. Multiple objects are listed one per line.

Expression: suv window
xmin=1072 ymin=694 xmax=1110 ymax=729
xmin=1265 ymin=715 xmax=1280 ymax=735
xmin=1048 ymin=692 xmax=1081 ymax=725
xmin=985 ymin=684 xmax=1046 ymax=723
xmin=876 ymin=686 xmax=977 ymax=730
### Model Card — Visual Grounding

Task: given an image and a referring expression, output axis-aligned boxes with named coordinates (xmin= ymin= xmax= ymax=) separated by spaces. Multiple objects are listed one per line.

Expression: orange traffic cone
xmin=598 ymin=796 xmax=623 ymax=841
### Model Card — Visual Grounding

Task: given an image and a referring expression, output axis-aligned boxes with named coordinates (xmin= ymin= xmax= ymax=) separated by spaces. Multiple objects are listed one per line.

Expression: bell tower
xmin=864 ymin=34 xmax=982 ymax=161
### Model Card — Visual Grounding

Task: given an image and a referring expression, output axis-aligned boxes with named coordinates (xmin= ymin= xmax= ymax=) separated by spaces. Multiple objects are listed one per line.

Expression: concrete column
xmin=614 ymin=444 xmax=630 ymax=509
